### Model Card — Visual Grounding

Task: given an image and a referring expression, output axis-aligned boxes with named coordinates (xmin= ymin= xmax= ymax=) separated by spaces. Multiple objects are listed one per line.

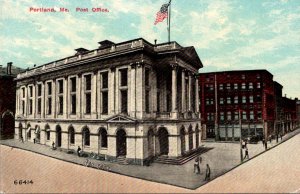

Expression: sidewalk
xmin=1 ymin=127 xmax=299 ymax=189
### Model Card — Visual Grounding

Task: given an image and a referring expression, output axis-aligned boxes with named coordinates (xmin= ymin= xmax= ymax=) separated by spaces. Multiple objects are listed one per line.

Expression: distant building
xmin=296 ymin=99 xmax=300 ymax=127
xmin=199 ymin=70 xmax=276 ymax=141
xmin=14 ymin=38 xmax=203 ymax=165
xmin=281 ymin=96 xmax=297 ymax=132
xmin=0 ymin=63 xmax=23 ymax=139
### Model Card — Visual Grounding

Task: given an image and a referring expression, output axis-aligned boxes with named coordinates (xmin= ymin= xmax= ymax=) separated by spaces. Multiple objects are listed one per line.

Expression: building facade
xmin=14 ymin=38 xmax=203 ymax=165
xmin=199 ymin=70 xmax=275 ymax=141
xmin=0 ymin=63 xmax=23 ymax=139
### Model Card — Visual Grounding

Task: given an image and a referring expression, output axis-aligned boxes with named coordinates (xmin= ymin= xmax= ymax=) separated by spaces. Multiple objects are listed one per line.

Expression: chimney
xmin=7 ymin=62 xmax=12 ymax=75
xmin=154 ymin=39 xmax=157 ymax=45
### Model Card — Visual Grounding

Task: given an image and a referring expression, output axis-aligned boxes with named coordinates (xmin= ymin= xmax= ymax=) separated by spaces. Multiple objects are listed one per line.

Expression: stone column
xmin=188 ymin=72 xmax=192 ymax=111
xmin=109 ymin=68 xmax=116 ymax=115
xmin=41 ymin=82 xmax=45 ymax=119
xmin=52 ymin=79 xmax=56 ymax=118
xmin=64 ymin=77 xmax=68 ymax=119
xmin=15 ymin=88 xmax=19 ymax=116
xmin=24 ymin=85 xmax=28 ymax=117
xmin=181 ymin=70 xmax=186 ymax=113
xmin=96 ymin=72 xmax=101 ymax=119
xmin=171 ymin=64 xmax=178 ymax=119
xmin=136 ymin=63 xmax=144 ymax=119
xmin=76 ymin=74 xmax=82 ymax=118
xmin=91 ymin=71 xmax=97 ymax=119
xmin=130 ymin=63 xmax=136 ymax=117
xmin=195 ymin=77 xmax=199 ymax=114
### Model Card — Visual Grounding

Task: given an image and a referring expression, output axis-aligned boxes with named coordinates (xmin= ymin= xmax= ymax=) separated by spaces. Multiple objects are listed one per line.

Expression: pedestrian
xmin=52 ymin=141 xmax=56 ymax=150
xmin=262 ymin=138 xmax=265 ymax=147
xmin=264 ymin=141 xmax=267 ymax=150
xmin=21 ymin=136 xmax=24 ymax=143
xmin=194 ymin=156 xmax=200 ymax=174
xmin=245 ymin=140 xmax=248 ymax=149
xmin=33 ymin=138 xmax=36 ymax=144
xmin=280 ymin=133 xmax=282 ymax=141
xmin=269 ymin=136 xmax=272 ymax=143
xmin=77 ymin=146 xmax=82 ymax=157
xmin=204 ymin=164 xmax=211 ymax=181
xmin=243 ymin=148 xmax=249 ymax=160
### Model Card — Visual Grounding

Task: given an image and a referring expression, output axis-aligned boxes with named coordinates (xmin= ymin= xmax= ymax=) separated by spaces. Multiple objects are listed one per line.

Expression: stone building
xmin=14 ymin=38 xmax=203 ymax=165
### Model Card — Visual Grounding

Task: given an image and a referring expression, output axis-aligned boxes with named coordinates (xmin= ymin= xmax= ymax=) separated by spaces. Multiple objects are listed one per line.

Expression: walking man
xmin=194 ymin=157 xmax=200 ymax=174
xmin=52 ymin=141 xmax=56 ymax=150
xmin=77 ymin=146 xmax=82 ymax=157
xmin=204 ymin=164 xmax=211 ymax=181
xmin=243 ymin=148 xmax=249 ymax=160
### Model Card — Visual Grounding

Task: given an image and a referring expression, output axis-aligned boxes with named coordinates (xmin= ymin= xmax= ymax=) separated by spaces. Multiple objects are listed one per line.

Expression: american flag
xmin=154 ymin=2 xmax=170 ymax=25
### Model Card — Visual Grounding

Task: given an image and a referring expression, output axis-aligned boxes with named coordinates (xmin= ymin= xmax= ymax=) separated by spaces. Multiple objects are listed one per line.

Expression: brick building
xmin=281 ymin=96 xmax=297 ymax=133
xmin=199 ymin=70 xmax=276 ymax=141
xmin=0 ymin=63 xmax=23 ymax=139
xmin=14 ymin=38 xmax=203 ymax=165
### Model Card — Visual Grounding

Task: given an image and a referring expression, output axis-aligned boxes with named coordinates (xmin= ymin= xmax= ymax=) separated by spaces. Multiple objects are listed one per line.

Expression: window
xmin=256 ymin=95 xmax=262 ymax=102
xmin=46 ymin=131 xmax=50 ymax=140
xmin=102 ymin=91 xmax=108 ymax=114
xmin=38 ymin=84 xmax=42 ymax=96
xmin=250 ymin=111 xmax=254 ymax=120
xmin=234 ymin=111 xmax=239 ymax=120
xmin=242 ymin=111 xmax=247 ymax=120
xmin=241 ymin=83 xmax=246 ymax=89
xmin=22 ymin=88 xmax=25 ymax=98
xmin=227 ymin=112 xmax=232 ymax=120
xmin=100 ymin=128 xmax=108 ymax=148
xmin=121 ymin=90 xmax=128 ymax=113
xmin=37 ymin=84 xmax=42 ymax=114
xmin=47 ymin=82 xmax=52 ymax=95
xmin=207 ymin=113 xmax=215 ymax=121
xmin=84 ymin=75 xmax=92 ymax=114
xmin=28 ymin=86 xmax=33 ymax=115
xmin=249 ymin=95 xmax=254 ymax=103
xmin=101 ymin=72 xmax=108 ymax=89
xmin=29 ymin=99 xmax=33 ymax=114
xmin=226 ymin=83 xmax=231 ymax=90
xmin=58 ymin=96 xmax=63 ymax=114
xmin=249 ymin=82 xmax=253 ymax=89
xmin=219 ymin=98 xmax=224 ymax=104
xmin=58 ymin=80 xmax=63 ymax=94
xmin=37 ymin=99 xmax=41 ymax=114
xmin=47 ymin=97 xmax=52 ymax=114
xmin=69 ymin=127 xmax=75 ymax=144
xmin=219 ymin=84 xmax=223 ymax=90
xmin=257 ymin=82 xmax=261 ymax=89
xmin=83 ymin=128 xmax=90 ymax=146
xmin=257 ymin=74 xmax=261 ymax=79
xmin=145 ymin=68 xmax=150 ymax=87
xmin=234 ymin=83 xmax=238 ymax=89
xmin=29 ymin=86 xmax=33 ymax=97
xmin=242 ymin=96 xmax=247 ymax=103
xmin=27 ymin=128 xmax=31 ymax=139
xmin=241 ymin=74 xmax=245 ymax=79
xmin=47 ymin=82 xmax=52 ymax=115
xmin=227 ymin=97 xmax=231 ymax=104
xmin=220 ymin=112 xmax=224 ymax=121
xmin=120 ymin=69 xmax=128 ymax=87
xmin=257 ymin=111 xmax=262 ymax=119
xmin=145 ymin=90 xmax=150 ymax=113
xmin=70 ymin=77 xmax=76 ymax=114
xmin=234 ymin=96 xmax=239 ymax=104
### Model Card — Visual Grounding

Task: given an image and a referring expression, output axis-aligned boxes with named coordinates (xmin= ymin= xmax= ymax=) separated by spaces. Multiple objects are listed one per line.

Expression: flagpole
xmin=168 ymin=0 xmax=172 ymax=43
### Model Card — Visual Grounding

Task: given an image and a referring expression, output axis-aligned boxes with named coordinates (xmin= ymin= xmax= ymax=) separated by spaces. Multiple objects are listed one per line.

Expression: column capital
xmin=170 ymin=63 xmax=178 ymax=70
xmin=110 ymin=67 xmax=116 ymax=72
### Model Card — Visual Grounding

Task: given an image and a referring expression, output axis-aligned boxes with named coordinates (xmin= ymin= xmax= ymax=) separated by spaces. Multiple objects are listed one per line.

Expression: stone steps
xmin=116 ymin=156 xmax=129 ymax=165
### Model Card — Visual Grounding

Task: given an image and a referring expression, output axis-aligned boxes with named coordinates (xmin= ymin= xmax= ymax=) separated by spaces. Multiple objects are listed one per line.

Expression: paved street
xmin=0 ymin=128 xmax=299 ymax=192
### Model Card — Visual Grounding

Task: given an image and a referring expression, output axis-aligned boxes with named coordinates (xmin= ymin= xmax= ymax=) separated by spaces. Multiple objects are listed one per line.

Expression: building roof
xmin=198 ymin=69 xmax=273 ymax=76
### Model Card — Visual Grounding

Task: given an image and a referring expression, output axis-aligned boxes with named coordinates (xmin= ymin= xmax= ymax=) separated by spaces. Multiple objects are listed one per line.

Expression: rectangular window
xmin=256 ymin=95 xmax=261 ymax=102
xmin=29 ymin=86 xmax=33 ymax=97
xmin=220 ymin=112 xmax=224 ymax=121
xmin=101 ymin=72 xmax=108 ymax=89
xmin=234 ymin=83 xmax=238 ymax=89
xmin=242 ymin=111 xmax=247 ymax=120
xmin=71 ymin=95 xmax=76 ymax=114
xmin=250 ymin=111 xmax=254 ymax=120
xmin=48 ymin=97 xmax=52 ymax=114
xmin=226 ymin=83 xmax=231 ymax=90
xmin=29 ymin=99 xmax=33 ymax=114
xmin=47 ymin=82 xmax=52 ymax=95
xmin=249 ymin=95 xmax=254 ymax=103
xmin=37 ymin=84 xmax=42 ymax=96
xmin=58 ymin=80 xmax=63 ymax=94
xmin=145 ymin=90 xmax=150 ymax=113
xmin=46 ymin=131 xmax=50 ymax=140
xmin=22 ymin=101 xmax=25 ymax=114
xmin=249 ymin=82 xmax=253 ymax=89
xmin=58 ymin=96 xmax=63 ymax=114
xmin=71 ymin=77 xmax=76 ymax=92
xmin=227 ymin=112 xmax=232 ymax=120
xmin=22 ymin=88 xmax=25 ymax=98
xmin=219 ymin=98 xmax=224 ymax=104
xmin=227 ymin=97 xmax=231 ymax=104
xmin=145 ymin=68 xmax=150 ymax=87
xmin=37 ymin=99 xmax=41 ymax=114
xmin=121 ymin=90 xmax=128 ymax=113
xmin=242 ymin=96 xmax=247 ymax=103
xmin=242 ymin=83 xmax=246 ymax=89
xmin=242 ymin=74 xmax=245 ymax=79
xmin=120 ymin=69 xmax=128 ymax=87
xmin=257 ymin=82 xmax=261 ymax=89
xmin=234 ymin=96 xmax=238 ymax=104
xmin=219 ymin=84 xmax=223 ymax=90
xmin=85 ymin=75 xmax=92 ymax=91
xmin=157 ymin=92 xmax=160 ymax=112
xmin=234 ymin=111 xmax=239 ymax=120
xmin=85 ymin=93 xmax=91 ymax=114
xmin=257 ymin=111 xmax=262 ymax=119
xmin=102 ymin=91 xmax=108 ymax=114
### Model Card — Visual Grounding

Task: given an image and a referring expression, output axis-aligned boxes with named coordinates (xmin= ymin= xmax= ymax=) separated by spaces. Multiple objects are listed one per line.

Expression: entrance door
xmin=116 ymin=129 xmax=126 ymax=156
xmin=158 ymin=127 xmax=169 ymax=155
xmin=180 ymin=127 xmax=185 ymax=155
xmin=56 ymin=126 xmax=62 ymax=147
xmin=148 ymin=129 xmax=154 ymax=157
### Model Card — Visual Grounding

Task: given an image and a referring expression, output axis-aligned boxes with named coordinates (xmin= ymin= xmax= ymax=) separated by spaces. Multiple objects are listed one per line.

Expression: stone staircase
xmin=116 ymin=156 xmax=129 ymax=165
xmin=154 ymin=147 xmax=213 ymax=165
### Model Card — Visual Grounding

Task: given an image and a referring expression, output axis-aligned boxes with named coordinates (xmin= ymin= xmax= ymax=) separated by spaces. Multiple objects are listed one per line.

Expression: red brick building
xmin=199 ymin=70 xmax=275 ymax=141
xmin=281 ymin=96 xmax=297 ymax=133
xmin=0 ymin=63 xmax=23 ymax=139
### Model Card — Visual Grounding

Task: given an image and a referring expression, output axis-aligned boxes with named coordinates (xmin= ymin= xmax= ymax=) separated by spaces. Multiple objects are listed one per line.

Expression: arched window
xmin=69 ymin=127 xmax=75 ymax=144
xmin=83 ymin=127 xmax=90 ymax=146
xmin=99 ymin=128 xmax=107 ymax=148
xmin=45 ymin=124 xmax=50 ymax=140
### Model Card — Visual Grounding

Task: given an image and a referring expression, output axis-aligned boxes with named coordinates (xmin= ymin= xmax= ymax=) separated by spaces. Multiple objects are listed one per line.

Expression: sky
xmin=1 ymin=0 xmax=299 ymax=98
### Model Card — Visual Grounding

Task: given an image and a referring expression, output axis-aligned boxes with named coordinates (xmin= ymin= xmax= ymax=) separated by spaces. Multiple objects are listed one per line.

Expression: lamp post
xmin=239 ymin=109 xmax=243 ymax=163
